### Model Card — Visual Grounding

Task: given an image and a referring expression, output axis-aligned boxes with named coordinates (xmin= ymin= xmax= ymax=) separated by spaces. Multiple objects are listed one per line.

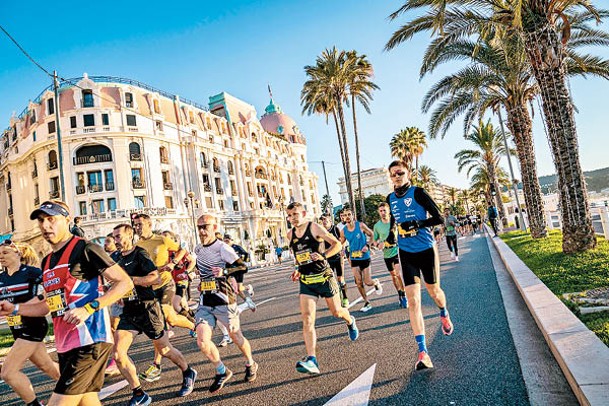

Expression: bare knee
xmin=0 ymin=366 xmax=15 ymax=382
xmin=355 ymin=279 xmax=364 ymax=289
xmin=427 ymin=286 xmax=443 ymax=300
xmin=302 ymin=313 xmax=315 ymax=330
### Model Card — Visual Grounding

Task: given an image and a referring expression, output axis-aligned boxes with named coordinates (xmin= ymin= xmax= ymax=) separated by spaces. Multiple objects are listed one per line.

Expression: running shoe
xmin=399 ymin=295 xmax=408 ymax=309
xmin=360 ymin=302 xmax=372 ymax=312
xmin=189 ymin=329 xmax=197 ymax=338
xmin=244 ymin=361 xmax=259 ymax=382
xmin=105 ymin=358 xmax=121 ymax=377
xmin=341 ymin=298 xmax=349 ymax=308
xmin=168 ymin=329 xmax=175 ymax=339
xmin=415 ymin=351 xmax=433 ymax=371
xmin=217 ymin=335 xmax=232 ymax=347
xmin=237 ymin=302 xmax=248 ymax=314
xmin=374 ymin=280 xmax=383 ymax=295
xmin=245 ymin=297 xmax=257 ymax=312
xmin=295 ymin=356 xmax=320 ymax=374
xmin=138 ymin=364 xmax=161 ymax=383
xmin=450 ymin=252 xmax=455 ymax=259
xmin=246 ymin=284 xmax=255 ymax=297
xmin=209 ymin=369 xmax=233 ymax=394
xmin=129 ymin=391 xmax=151 ymax=406
xmin=441 ymin=314 xmax=454 ymax=335
xmin=347 ymin=316 xmax=359 ymax=341
xmin=178 ymin=367 xmax=197 ymax=397
xmin=455 ymin=255 xmax=459 ymax=262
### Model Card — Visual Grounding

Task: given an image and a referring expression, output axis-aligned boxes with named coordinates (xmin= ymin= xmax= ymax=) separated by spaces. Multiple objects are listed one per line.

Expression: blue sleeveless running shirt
xmin=388 ymin=187 xmax=435 ymax=253
xmin=343 ymin=221 xmax=370 ymax=260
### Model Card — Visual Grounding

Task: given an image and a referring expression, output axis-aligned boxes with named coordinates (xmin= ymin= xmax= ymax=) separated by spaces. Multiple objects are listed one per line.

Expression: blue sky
xmin=1 ymin=0 xmax=608 ymax=204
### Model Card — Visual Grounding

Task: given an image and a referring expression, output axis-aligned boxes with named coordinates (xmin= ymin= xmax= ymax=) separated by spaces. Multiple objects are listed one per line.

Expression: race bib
xmin=199 ymin=279 xmax=218 ymax=293
xmin=398 ymin=225 xmax=418 ymax=238
xmin=6 ymin=315 xmax=22 ymax=328
xmin=123 ymin=288 xmax=139 ymax=302
xmin=296 ymin=250 xmax=312 ymax=265
xmin=46 ymin=289 xmax=67 ymax=317
xmin=351 ymin=250 xmax=363 ymax=258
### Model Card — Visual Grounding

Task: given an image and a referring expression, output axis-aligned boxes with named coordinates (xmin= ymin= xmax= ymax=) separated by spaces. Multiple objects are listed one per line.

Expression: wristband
xmin=11 ymin=303 xmax=20 ymax=316
xmin=83 ymin=303 xmax=95 ymax=315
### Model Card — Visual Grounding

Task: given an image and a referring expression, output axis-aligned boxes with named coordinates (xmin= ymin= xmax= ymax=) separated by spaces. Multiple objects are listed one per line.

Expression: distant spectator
xmin=71 ymin=216 xmax=85 ymax=237
xmin=275 ymin=246 xmax=283 ymax=263
xmin=223 ymin=234 xmax=250 ymax=263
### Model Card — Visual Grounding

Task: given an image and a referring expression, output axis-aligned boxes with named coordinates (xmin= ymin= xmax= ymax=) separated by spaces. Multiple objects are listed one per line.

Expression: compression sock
xmin=182 ymin=366 xmax=193 ymax=377
xmin=398 ymin=290 xmax=405 ymax=297
xmin=439 ymin=307 xmax=448 ymax=318
xmin=133 ymin=387 xmax=145 ymax=397
xmin=415 ymin=335 xmax=428 ymax=353
xmin=216 ymin=362 xmax=226 ymax=375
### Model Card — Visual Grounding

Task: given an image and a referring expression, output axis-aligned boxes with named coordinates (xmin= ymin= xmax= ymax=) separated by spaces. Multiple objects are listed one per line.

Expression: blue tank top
xmin=343 ymin=221 xmax=370 ymax=260
xmin=388 ymin=187 xmax=435 ymax=253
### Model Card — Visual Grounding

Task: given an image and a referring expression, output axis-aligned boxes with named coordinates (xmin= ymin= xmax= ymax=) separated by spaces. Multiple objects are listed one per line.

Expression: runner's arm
xmin=133 ymin=270 xmax=160 ymax=287
xmin=414 ymin=187 xmax=444 ymax=227
xmin=0 ymin=295 xmax=49 ymax=317
xmin=224 ymin=258 xmax=247 ymax=276
xmin=312 ymin=222 xmax=342 ymax=259
xmin=94 ymin=263 xmax=134 ymax=309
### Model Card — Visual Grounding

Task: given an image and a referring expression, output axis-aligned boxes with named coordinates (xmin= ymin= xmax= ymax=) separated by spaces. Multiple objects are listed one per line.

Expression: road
xmin=0 ymin=233 xmax=574 ymax=405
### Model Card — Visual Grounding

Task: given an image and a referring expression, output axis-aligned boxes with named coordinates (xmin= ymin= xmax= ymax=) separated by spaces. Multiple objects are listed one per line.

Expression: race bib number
xmin=199 ymin=279 xmax=218 ymax=293
xmin=6 ymin=315 xmax=22 ymax=328
xmin=123 ymin=288 xmax=139 ymax=302
xmin=296 ymin=250 xmax=312 ymax=265
xmin=446 ymin=225 xmax=455 ymax=232
xmin=351 ymin=250 xmax=363 ymax=258
xmin=398 ymin=225 xmax=418 ymax=238
xmin=46 ymin=289 xmax=67 ymax=317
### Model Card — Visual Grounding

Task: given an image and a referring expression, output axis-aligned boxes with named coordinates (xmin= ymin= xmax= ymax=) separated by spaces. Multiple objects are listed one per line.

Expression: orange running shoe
xmin=441 ymin=314 xmax=454 ymax=335
xmin=415 ymin=351 xmax=433 ymax=371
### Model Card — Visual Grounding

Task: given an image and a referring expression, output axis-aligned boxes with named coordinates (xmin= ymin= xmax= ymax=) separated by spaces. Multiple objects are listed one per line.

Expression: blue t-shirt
xmin=388 ymin=187 xmax=435 ymax=253
xmin=343 ymin=221 xmax=370 ymax=260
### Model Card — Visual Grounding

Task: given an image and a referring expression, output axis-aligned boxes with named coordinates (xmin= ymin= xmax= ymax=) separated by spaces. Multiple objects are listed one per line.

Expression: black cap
xmin=223 ymin=234 xmax=232 ymax=240
xmin=30 ymin=202 xmax=70 ymax=220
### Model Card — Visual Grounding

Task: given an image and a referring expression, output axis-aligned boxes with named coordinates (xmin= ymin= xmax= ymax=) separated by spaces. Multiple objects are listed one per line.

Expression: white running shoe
xmin=245 ymin=297 xmax=257 ymax=312
xmin=450 ymin=252 xmax=455 ymax=259
xmin=360 ymin=302 xmax=372 ymax=312
xmin=246 ymin=284 xmax=254 ymax=297
xmin=455 ymin=255 xmax=459 ymax=262
xmin=237 ymin=302 xmax=248 ymax=314
xmin=374 ymin=280 xmax=383 ymax=296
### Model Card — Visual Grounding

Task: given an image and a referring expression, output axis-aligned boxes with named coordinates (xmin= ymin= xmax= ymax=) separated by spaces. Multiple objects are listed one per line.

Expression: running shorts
xmin=175 ymin=281 xmax=189 ymax=298
xmin=231 ymin=270 xmax=247 ymax=284
xmin=10 ymin=317 xmax=49 ymax=343
xmin=55 ymin=342 xmax=113 ymax=395
xmin=109 ymin=302 xmax=124 ymax=318
xmin=383 ymin=255 xmax=399 ymax=272
xmin=299 ymin=276 xmax=339 ymax=299
xmin=154 ymin=279 xmax=176 ymax=306
xmin=350 ymin=258 xmax=371 ymax=269
xmin=118 ymin=301 xmax=165 ymax=340
xmin=195 ymin=303 xmax=240 ymax=332
xmin=398 ymin=247 xmax=439 ymax=286
xmin=327 ymin=256 xmax=344 ymax=278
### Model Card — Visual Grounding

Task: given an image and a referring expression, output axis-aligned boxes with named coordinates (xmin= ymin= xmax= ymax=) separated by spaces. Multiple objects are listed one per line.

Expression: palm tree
xmin=460 ymin=189 xmax=474 ymax=214
xmin=415 ymin=164 xmax=439 ymax=190
xmin=455 ymin=120 xmax=511 ymax=228
xmin=446 ymin=187 xmax=459 ymax=207
xmin=385 ymin=1 xmax=609 ymax=252
xmin=389 ymin=127 xmax=428 ymax=177
xmin=345 ymin=51 xmax=380 ymax=219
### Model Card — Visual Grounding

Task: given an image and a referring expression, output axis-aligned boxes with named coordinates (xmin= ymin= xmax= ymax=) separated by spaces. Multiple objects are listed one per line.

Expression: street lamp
xmin=184 ymin=190 xmax=199 ymax=247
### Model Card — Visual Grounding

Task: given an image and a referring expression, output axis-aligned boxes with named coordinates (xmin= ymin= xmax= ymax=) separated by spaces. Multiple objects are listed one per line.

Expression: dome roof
xmin=260 ymin=98 xmax=306 ymax=144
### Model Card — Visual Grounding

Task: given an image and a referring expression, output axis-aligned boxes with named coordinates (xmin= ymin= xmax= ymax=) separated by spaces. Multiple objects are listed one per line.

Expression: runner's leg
xmin=1 ymin=339 xmax=44 ymax=403
xmin=113 ymin=329 xmax=140 ymax=389
xmin=300 ymin=294 xmax=317 ymax=357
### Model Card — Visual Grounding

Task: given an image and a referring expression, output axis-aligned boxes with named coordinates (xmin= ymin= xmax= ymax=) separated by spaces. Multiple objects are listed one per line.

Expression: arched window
xmin=159 ymin=146 xmax=169 ymax=164
xmin=212 ymin=158 xmax=220 ymax=173
xmin=227 ymin=160 xmax=234 ymax=175
xmin=255 ymin=166 xmax=267 ymax=180
xmin=153 ymin=99 xmax=161 ymax=114
xmin=251 ymin=132 xmax=258 ymax=143
xmin=129 ymin=142 xmax=141 ymax=161
xmin=200 ymin=152 xmax=207 ymax=168
xmin=74 ymin=144 xmax=112 ymax=165
xmin=287 ymin=174 xmax=292 ymax=184
xmin=48 ymin=150 xmax=58 ymax=170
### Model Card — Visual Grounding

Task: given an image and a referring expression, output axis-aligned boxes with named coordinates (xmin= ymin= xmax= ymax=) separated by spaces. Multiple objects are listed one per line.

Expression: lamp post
xmin=184 ymin=190 xmax=199 ymax=247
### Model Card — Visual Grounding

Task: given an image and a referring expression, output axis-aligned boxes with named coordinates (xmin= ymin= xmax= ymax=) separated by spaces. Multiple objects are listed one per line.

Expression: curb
xmin=486 ymin=225 xmax=609 ymax=405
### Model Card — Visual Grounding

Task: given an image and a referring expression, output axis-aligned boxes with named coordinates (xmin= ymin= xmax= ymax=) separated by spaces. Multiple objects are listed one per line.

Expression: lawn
xmin=501 ymin=230 xmax=609 ymax=346
xmin=0 ymin=323 xmax=54 ymax=350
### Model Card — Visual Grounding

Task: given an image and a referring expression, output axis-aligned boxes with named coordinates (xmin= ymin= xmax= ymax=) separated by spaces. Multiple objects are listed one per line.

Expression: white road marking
xmin=348 ymin=287 xmax=379 ymax=310
xmin=98 ymin=379 xmax=129 ymax=400
xmin=256 ymin=297 xmax=276 ymax=306
xmin=324 ymin=363 xmax=376 ymax=406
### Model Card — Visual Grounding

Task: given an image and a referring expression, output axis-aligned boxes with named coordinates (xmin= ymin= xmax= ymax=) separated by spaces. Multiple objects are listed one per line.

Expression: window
xmin=126 ymin=115 xmax=137 ymax=127
xmin=91 ymin=199 xmax=105 ymax=214
xmin=104 ymin=169 xmax=114 ymax=190
xmin=30 ymin=110 xmax=36 ymax=124
xmin=129 ymin=142 xmax=141 ymax=160
xmin=83 ymin=114 xmax=95 ymax=127
xmin=107 ymin=198 xmax=117 ymax=211
xmin=132 ymin=168 xmax=143 ymax=184
xmin=165 ymin=196 xmax=174 ymax=208
xmin=48 ymin=150 xmax=58 ymax=169
xmin=47 ymin=98 xmax=54 ymax=115
xmin=48 ymin=121 xmax=56 ymax=134
xmin=162 ymin=171 xmax=170 ymax=184
xmin=50 ymin=176 xmax=60 ymax=194
xmin=189 ymin=111 xmax=195 ymax=124
xmin=200 ymin=152 xmax=207 ymax=167
xmin=218 ymin=200 xmax=225 ymax=210
xmin=102 ymin=114 xmax=109 ymax=126
xmin=232 ymin=201 xmax=239 ymax=211
xmin=70 ymin=116 xmax=77 ymax=128
xmin=125 ymin=92 xmax=133 ymax=108
xmin=153 ymin=99 xmax=161 ymax=114
xmin=205 ymin=196 xmax=213 ymax=208
xmin=230 ymin=180 xmax=237 ymax=196
xmin=88 ymin=171 xmax=102 ymax=192
xmin=159 ymin=146 xmax=169 ymax=163
xmin=155 ymin=121 xmax=163 ymax=131
xmin=134 ymin=196 xmax=145 ymax=209
xmin=82 ymin=90 xmax=94 ymax=108
xmin=227 ymin=161 xmax=234 ymax=175
xmin=79 ymin=201 xmax=87 ymax=215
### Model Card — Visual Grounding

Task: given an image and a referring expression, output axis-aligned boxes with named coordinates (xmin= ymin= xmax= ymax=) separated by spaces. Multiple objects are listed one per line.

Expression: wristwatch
xmin=84 ymin=300 xmax=100 ymax=315
xmin=11 ymin=303 xmax=20 ymax=316
xmin=223 ymin=269 xmax=229 ymax=276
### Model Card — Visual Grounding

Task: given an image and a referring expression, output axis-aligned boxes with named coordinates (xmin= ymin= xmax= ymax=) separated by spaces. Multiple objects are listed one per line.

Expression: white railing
xmin=546 ymin=206 xmax=609 ymax=239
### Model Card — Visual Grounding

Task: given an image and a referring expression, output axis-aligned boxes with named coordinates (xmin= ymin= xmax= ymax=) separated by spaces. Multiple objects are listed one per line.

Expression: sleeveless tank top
xmin=388 ymin=187 xmax=435 ymax=253
xmin=342 ymin=221 xmax=371 ymax=260
xmin=289 ymin=222 xmax=328 ymax=275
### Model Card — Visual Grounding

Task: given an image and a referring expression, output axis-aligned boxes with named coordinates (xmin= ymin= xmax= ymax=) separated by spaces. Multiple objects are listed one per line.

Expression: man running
xmin=373 ymin=203 xmax=407 ymax=308
xmin=287 ymin=202 xmax=359 ymax=375
xmin=387 ymin=161 xmax=454 ymax=371
xmin=487 ymin=202 xmax=499 ymax=236
xmin=112 ymin=224 xmax=197 ymax=405
xmin=132 ymin=214 xmax=195 ymax=382
xmin=162 ymin=231 xmax=197 ymax=323
xmin=319 ymin=214 xmax=349 ymax=308
xmin=0 ymin=200 xmax=133 ymax=406
xmin=194 ymin=214 xmax=259 ymax=394
xmin=339 ymin=208 xmax=382 ymax=312
xmin=444 ymin=208 xmax=460 ymax=262
xmin=222 ymin=234 xmax=255 ymax=312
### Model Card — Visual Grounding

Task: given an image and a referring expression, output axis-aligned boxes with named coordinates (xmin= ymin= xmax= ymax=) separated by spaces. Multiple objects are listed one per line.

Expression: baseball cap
xmin=223 ymin=234 xmax=232 ymax=240
xmin=30 ymin=202 xmax=70 ymax=220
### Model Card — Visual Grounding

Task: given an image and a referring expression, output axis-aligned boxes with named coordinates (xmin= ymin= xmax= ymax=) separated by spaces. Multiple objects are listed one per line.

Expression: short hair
xmin=286 ymin=202 xmax=304 ymax=211
xmin=319 ymin=214 xmax=331 ymax=220
xmin=388 ymin=160 xmax=409 ymax=170
xmin=113 ymin=223 xmax=134 ymax=235
xmin=378 ymin=202 xmax=389 ymax=209
xmin=341 ymin=207 xmax=353 ymax=214
xmin=134 ymin=213 xmax=151 ymax=222
xmin=163 ymin=230 xmax=178 ymax=242
xmin=106 ymin=233 xmax=113 ymax=238
xmin=14 ymin=242 xmax=39 ymax=266
xmin=74 ymin=216 xmax=82 ymax=223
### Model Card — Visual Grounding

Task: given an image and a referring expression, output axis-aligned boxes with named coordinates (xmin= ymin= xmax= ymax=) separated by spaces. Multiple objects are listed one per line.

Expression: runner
xmin=222 ymin=234 xmax=255 ymax=312
xmin=339 ymin=208 xmax=382 ymax=312
xmin=287 ymin=202 xmax=359 ymax=375
xmin=319 ymin=214 xmax=349 ymax=308
xmin=132 ymin=214 xmax=195 ymax=383
xmin=103 ymin=233 xmax=122 ymax=377
xmin=162 ymin=231 xmax=197 ymax=323
xmin=373 ymin=203 xmax=408 ymax=308
xmin=386 ymin=161 xmax=454 ymax=371
xmin=487 ymin=202 xmax=499 ymax=236
xmin=0 ymin=200 xmax=133 ymax=406
xmin=194 ymin=214 xmax=259 ymax=394
xmin=0 ymin=240 xmax=60 ymax=406
xmin=444 ymin=208 xmax=460 ymax=262
xmin=111 ymin=224 xmax=197 ymax=405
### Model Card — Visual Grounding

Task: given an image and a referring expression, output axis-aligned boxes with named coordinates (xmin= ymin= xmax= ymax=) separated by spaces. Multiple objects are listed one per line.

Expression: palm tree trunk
xmin=487 ymin=163 xmax=505 ymax=233
xmin=350 ymin=94 xmax=366 ymax=220
xmin=336 ymin=100 xmax=356 ymax=217
xmin=522 ymin=8 xmax=596 ymax=253
xmin=331 ymin=109 xmax=348 ymax=188
xmin=506 ymin=103 xmax=547 ymax=238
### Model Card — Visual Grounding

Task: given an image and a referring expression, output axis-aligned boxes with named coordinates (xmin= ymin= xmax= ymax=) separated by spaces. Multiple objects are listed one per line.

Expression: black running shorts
xmin=231 ymin=270 xmax=247 ymax=284
xmin=10 ymin=317 xmax=49 ymax=343
xmin=327 ymin=255 xmax=344 ymax=278
xmin=118 ymin=301 xmax=165 ymax=340
xmin=398 ymin=247 xmax=439 ymax=286
xmin=299 ymin=275 xmax=339 ymax=299
xmin=175 ymin=281 xmax=189 ymax=298
xmin=383 ymin=256 xmax=399 ymax=272
xmin=154 ymin=280 xmax=176 ymax=306
xmin=350 ymin=258 xmax=371 ymax=269
xmin=55 ymin=342 xmax=113 ymax=395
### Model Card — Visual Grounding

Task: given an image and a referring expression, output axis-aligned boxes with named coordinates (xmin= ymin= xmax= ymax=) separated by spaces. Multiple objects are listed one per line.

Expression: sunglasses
xmin=197 ymin=224 xmax=214 ymax=230
xmin=390 ymin=171 xmax=406 ymax=177
xmin=1 ymin=239 xmax=14 ymax=246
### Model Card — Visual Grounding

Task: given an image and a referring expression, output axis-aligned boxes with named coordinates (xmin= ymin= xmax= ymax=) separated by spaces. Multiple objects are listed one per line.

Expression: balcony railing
xmin=73 ymin=154 xmax=113 ymax=165
xmin=132 ymin=179 xmax=146 ymax=189
xmin=106 ymin=182 xmax=115 ymax=191
xmin=216 ymin=188 xmax=224 ymax=195
xmin=163 ymin=183 xmax=173 ymax=190
xmin=203 ymin=184 xmax=212 ymax=192
xmin=49 ymin=190 xmax=60 ymax=198
xmin=130 ymin=153 xmax=142 ymax=161
xmin=34 ymin=197 xmax=40 ymax=205
xmin=76 ymin=185 xmax=85 ymax=195
xmin=88 ymin=184 xmax=103 ymax=193
xmin=47 ymin=162 xmax=58 ymax=170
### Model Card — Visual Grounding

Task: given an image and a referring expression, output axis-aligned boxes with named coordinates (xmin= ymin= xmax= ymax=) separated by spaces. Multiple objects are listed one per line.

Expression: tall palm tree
xmin=415 ymin=164 xmax=439 ymax=190
xmin=455 ymin=120 xmax=511 ymax=228
xmin=385 ymin=0 xmax=609 ymax=252
xmin=389 ymin=127 xmax=428 ymax=177
xmin=345 ymin=51 xmax=380 ymax=219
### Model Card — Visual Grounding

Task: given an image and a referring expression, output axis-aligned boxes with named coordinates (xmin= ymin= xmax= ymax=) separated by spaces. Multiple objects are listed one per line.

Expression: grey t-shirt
xmin=194 ymin=239 xmax=239 ymax=306
xmin=444 ymin=215 xmax=459 ymax=237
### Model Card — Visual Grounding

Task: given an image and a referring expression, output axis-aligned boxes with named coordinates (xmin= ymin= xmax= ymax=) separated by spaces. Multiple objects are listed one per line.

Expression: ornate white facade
xmin=1 ymin=75 xmax=319 ymax=255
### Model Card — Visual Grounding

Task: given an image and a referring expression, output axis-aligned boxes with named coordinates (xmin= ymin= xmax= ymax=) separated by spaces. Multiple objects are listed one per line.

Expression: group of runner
xmin=0 ymin=158 xmax=459 ymax=405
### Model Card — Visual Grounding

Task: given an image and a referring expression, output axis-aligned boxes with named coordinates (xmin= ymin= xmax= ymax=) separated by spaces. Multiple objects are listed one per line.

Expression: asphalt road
xmin=0 ymin=233 xmax=572 ymax=405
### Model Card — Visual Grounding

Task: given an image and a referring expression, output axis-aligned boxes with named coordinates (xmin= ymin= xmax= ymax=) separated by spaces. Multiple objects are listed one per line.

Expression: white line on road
xmin=256 ymin=297 xmax=276 ymax=306
xmin=324 ymin=363 xmax=376 ymax=406
xmin=99 ymin=379 xmax=129 ymax=400
xmin=348 ymin=287 xmax=380 ymax=310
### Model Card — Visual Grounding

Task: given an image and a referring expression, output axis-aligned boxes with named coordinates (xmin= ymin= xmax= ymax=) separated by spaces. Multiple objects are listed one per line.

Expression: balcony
xmin=73 ymin=154 xmax=112 ymax=165
xmin=160 ymin=156 xmax=170 ymax=164
xmin=106 ymin=182 xmax=115 ymax=191
xmin=130 ymin=153 xmax=142 ymax=161
xmin=88 ymin=184 xmax=103 ymax=193
xmin=203 ymin=184 xmax=212 ymax=192
xmin=76 ymin=185 xmax=86 ymax=195
xmin=32 ymin=170 xmax=38 ymax=179
xmin=49 ymin=190 xmax=60 ymax=198
xmin=216 ymin=188 xmax=224 ymax=195
xmin=231 ymin=189 xmax=237 ymax=196
xmin=132 ymin=179 xmax=146 ymax=189
xmin=34 ymin=197 xmax=39 ymax=205
xmin=213 ymin=166 xmax=221 ymax=173
xmin=163 ymin=183 xmax=173 ymax=190
xmin=47 ymin=162 xmax=58 ymax=170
